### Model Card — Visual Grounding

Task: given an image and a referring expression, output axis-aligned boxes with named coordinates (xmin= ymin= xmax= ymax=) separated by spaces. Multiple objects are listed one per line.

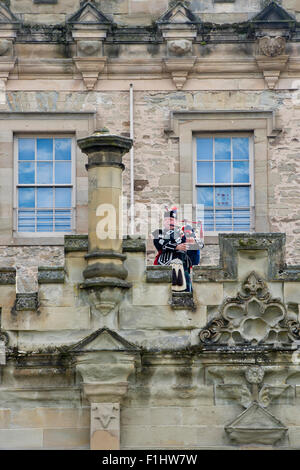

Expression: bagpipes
xmin=180 ymin=219 xmax=204 ymax=250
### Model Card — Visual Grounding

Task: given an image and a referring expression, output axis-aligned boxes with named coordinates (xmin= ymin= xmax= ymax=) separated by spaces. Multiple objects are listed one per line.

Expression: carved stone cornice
xmin=163 ymin=57 xmax=196 ymax=90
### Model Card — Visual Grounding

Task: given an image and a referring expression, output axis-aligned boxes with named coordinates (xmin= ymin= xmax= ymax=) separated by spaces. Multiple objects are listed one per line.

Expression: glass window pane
xmin=55 ymin=161 xmax=71 ymax=184
xmin=196 ymin=138 xmax=213 ymax=160
xmin=215 ymin=138 xmax=231 ymax=160
xmin=55 ymin=138 xmax=72 ymax=161
xmin=55 ymin=210 xmax=72 ymax=232
xmin=37 ymin=187 xmax=53 ymax=208
xmin=37 ymin=138 xmax=53 ymax=161
xmin=18 ymin=210 xmax=35 ymax=232
xmin=19 ymin=139 xmax=35 ymax=161
xmin=19 ymin=188 xmax=35 ymax=208
xmin=37 ymin=162 xmax=53 ymax=184
xmin=215 ymin=162 xmax=231 ymax=183
xmin=233 ymin=209 xmax=250 ymax=231
xmin=233 ymin=137 xmax=249 ymax=160
xmin=197 ymin=162 xmax=213 ymax=183
xmin=55 ymin=188 xmax=72 ymax=208
xmin=215 ymin=187 xmax=232 ymax=208
xmin=19 ymin=162 xmax=35 ymax=184
xmin=197 ymin=187 xmax=213 ymax=207
xmin=233 ymin=161 xmax=249 ymax=183
xmin=233 ymin=187 xmax=250 ymax=208
xmin=216 ymin=210 xmax=232 ymax=231
xmin=204 ymin=210 xmax=214 ymax=232
xmin=37 ymin=210 xmax=53 ymax=232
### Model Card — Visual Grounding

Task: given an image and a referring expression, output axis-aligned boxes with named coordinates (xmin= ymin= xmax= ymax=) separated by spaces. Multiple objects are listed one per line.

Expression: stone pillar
xmin=77 ymin=129 xmax=133 ymax=290
xmin=83 ymin=382 xmax=128 ymax=450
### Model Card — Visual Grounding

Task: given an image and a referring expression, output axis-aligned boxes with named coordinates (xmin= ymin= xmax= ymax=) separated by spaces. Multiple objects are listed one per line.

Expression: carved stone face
xmin=259 ymin=36 xmax=286 ymax=57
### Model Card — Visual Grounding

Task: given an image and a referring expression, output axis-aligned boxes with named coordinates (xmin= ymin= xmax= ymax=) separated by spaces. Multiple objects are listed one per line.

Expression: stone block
xmin=132 ymin=284 xmax=170 ymax=306
xmin=193 ymin=283 xmax=223 ymax=306
xmin=11 ymin=408 xmax=89 ymax=429
xmin=38 ymin=284 xmax=78 ymax=308
xmin=119 ymin=303 xmax=206 ymax=329
xmin=0 ymin=409 xmax=10 ymax=429
xmin=0 ymin=388 xmax=81 ymax=409
xmin=150 ymin=407 xmax=181 ymax=426
xmin=237 ymin=250 xmax=269 ymax=281
xmin=91 ymin=403 xmax=120 ymax=450
xmin=124 ymin=252 xmax=146 ymax=282
xmin=287 ymin=426 xmax=300 ymax=448
xmin=2 ymin=305 xmax=90 ymax=331
xmin=182 ymin=406 xmax=239 ymax=426
xmin=0 ymin=429 xmax=43 ymax=449
xmin=0 ymin=286 xmax=15 ymax=308
xmin=146 ymin=266 xmax=172 ymax=283
xmin=121 ymin=407 xmax=150 ymax=426
xmin=121 ymin=425 xmax=152 ymax=447
xmin=0 ymin=342 xmax=5 ymax=365
xmin=43 ymin=428 xmax=90 ymax=449
xmin=284 ymin=283 xmax=300 ymax=304
xmin=65 ymin=256 xmax=86 ymax=283
xmin=149 ymin=385 xmax=215 ymax=407
xmin=196 ymin=426 xmax=226 ymax=447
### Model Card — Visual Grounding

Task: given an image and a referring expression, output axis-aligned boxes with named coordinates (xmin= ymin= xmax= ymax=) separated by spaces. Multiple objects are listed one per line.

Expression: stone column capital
xmin=83 ymin=381 xmax=128 ymax=404
xmin=77 ymin=130 xmax=133 ymax=170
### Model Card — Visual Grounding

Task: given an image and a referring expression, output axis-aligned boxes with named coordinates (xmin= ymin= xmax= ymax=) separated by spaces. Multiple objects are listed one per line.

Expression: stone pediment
xmin=0 ymin=4 xmax=19 ymax=24
xmin=156 ymin=1 xmax=200 ymax=25
xmin=225 ymin=402 xmax=287 ymax=446
xmin=251 ymin=2 xmax=295 ymax=25
xmin=70 ymin=327 xmax=138 ymax=352
xmin=67 ymin=1 xmax=111 ymax=25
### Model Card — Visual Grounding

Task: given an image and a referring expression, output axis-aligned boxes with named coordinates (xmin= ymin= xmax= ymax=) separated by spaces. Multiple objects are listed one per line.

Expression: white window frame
xmin=13 ymin=133 xmax=76 ymax=237
xmin=193 ymin=132 xmax=255 ymax=236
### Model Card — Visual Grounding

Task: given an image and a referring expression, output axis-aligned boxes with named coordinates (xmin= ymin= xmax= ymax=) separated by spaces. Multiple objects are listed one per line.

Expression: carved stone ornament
xmin=168 ymin=40 xmax=192 ymax=56
xmin=88 ymin=287 xmax=124 ymax=316
xmin=78 ymin=40 xmax=101 ymax=57
xmin=0 ymin=40 xmax=10 ymax=57
xmin=199 ymin=271 xmax=300 ymax=347
xmin=245 ymin=366 xmax=265 ymax=385
xmin=163 ymin=57 xmax=196 ymax=90
xmin=259 ymin=36 xmax=286 ymax=57
xmin=92 ymin=403 xmax=118 ymax=429
xmin=225 ymin=402 xmax=288 ymax=446
xmin=74 ymin=57 xmax=107 ymax=91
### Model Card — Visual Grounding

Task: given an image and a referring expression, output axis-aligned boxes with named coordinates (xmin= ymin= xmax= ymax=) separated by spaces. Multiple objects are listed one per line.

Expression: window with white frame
xmin=195 ymin=134 xmax=253 ymax=233
xmin=15 ymin=136 xmax=75 ymax=233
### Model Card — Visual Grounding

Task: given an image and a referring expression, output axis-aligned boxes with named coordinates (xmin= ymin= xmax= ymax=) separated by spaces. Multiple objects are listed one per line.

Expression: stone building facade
xmin=0 ymin=0 xmax=299 ymax=450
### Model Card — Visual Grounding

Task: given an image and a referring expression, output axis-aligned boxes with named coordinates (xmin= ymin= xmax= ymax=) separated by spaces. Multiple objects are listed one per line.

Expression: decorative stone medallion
xmin=259 ymin=36 xmax=286 ymax=57
xmin=245 ymin=366 xmax=265 ymax=384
